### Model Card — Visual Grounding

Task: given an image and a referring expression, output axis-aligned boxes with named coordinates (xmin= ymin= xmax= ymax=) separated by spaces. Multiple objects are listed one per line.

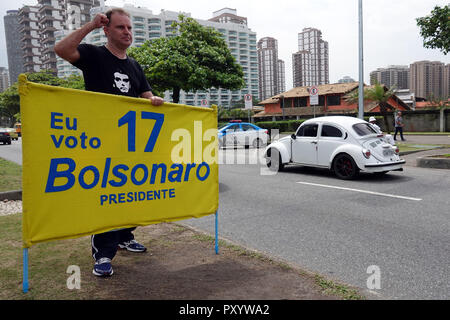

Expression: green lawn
xmin=0 ymin=158 xmax=22 ymax=192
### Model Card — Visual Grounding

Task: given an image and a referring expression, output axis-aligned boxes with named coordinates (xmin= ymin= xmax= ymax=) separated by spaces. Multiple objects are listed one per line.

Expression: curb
xmin=0 ymin=190 xmax=22 ymax=201
xmin=416 ymin=156 xmax=450 ymax=169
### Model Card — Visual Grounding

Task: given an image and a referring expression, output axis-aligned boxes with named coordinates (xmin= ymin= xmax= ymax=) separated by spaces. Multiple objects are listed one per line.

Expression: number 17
xmin=118 ymin=111 xmax=165 ymax=152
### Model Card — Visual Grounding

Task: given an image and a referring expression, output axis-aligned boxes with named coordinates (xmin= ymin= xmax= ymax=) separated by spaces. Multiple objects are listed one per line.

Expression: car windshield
xmin=352 ymin=123 xmax=377 ymax=136
xmin=218 ymin=124 xmax=230 ymax=131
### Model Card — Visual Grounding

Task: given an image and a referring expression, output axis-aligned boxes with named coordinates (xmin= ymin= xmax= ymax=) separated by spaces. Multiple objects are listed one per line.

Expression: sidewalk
xmin=398 ymin=134 xmax=450 ymax=167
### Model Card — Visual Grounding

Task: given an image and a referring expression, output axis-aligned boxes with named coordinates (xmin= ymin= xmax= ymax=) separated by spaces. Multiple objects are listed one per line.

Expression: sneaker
xmin=93 ymin=257 xmax=113 ymax=277
xmin=118 ymin=239 xmax=147 ymax=253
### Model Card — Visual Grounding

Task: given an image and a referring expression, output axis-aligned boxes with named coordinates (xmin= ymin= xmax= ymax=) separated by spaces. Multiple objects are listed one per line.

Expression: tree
xmin=344 ymin=83 xmax=396 ymax=133
xmin=365 ymin=83 xmax=396 ymax=133
xmin=128 ymin=15 xmax=245 ymax=103
xmin=0 ymin=70 xmax=84 ymax=126
xmin=416 ymin=5 xmax=450 ymax=55
xmin=0 ymin=83 xmax=20 ymax=126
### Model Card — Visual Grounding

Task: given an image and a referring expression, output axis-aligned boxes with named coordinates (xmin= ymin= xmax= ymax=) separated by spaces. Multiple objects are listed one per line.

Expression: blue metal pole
xmin=215 ymin=211 xmax=219 ymax=254
xmin=23 ymin=248 xmax=29 ymax=293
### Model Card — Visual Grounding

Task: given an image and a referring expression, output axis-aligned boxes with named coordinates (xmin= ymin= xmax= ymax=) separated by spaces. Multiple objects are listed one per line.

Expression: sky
xmin=1 ymin=0 xmax=449 ymax=90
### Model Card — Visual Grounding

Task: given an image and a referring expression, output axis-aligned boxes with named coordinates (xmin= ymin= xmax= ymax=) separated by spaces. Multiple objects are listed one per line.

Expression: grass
xmin=0 ymin=158 xmax=22 ymax=192
xmin=396 ymin=141 xmax=450 ymax=153
xmin=0 ymin=213 xmax=99 ymax=300
xmin=430 ymin=154 xmax=450 ymax=158
xmin=402 ymin=132 xmax=450 ymax=135
xmin=314 ymin=275 xmax=364 ymax=300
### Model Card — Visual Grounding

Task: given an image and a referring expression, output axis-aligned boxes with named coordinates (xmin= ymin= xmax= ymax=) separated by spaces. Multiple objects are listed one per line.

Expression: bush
xmin=255 ymin=119 xmax=306 ymax=133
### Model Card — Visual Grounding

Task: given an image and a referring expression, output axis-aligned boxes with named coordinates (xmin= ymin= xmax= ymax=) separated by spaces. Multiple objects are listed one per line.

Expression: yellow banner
xmin=19 ymin=75 xmax=218 ymax=248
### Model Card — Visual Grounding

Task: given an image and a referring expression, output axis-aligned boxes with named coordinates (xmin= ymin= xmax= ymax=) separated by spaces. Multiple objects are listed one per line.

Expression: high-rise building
xmin=277 ymin=59 xmax=285 ymax=94
xmin=73 ymin=5 xmax=258 ymax=107
xmin=293 ymin=27 xmax=329 ymax=87
xmin=18 ymin=6 xmax=41 ymax=73
xmin=16 ymin=0 xmax=99 ymax=74
xmin=410 ymin=60 xmax=449 ymax=99
xmin=0 ymin=67 xmax=10 ymax=92
xmin=444 ymin=64 xmax=450 ymax=100
xmin=292 ymin=51 xmax=309 ymax=88
xmin=369 ymin=65 xmax=409 ymax=89
xmin=338 ymin=76 xmax=355 ymax=83
xmin=4 ymin=10 xmax=25 ymax=83
xmin=257 ymin=37 xmax=285 ymax=100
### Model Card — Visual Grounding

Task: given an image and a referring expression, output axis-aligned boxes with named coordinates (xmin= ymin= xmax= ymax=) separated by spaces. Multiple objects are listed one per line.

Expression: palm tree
xmin=344 ymin=83 xmax=396 ymax=133
xmin=365 ymin=83 xmax=396 ymax=133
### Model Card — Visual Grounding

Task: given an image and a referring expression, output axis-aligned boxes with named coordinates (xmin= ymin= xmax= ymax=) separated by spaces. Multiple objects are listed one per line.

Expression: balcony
xmin=18 ymin=15 xmax=30 ymax=24
xmin=42 ymin=36 xmax=55 ymax=44
xmin=19 ymin=25 xmax=31 ymax=33
xmin=39 ymin=14 xmax=55 ymax=24
xmin=38 ymin=5 xmax=54 ymax=14
xmin=41 ymin=24 xmax=57 ymax=32
xmin=42 ymin=46 xmax=55 ymax=55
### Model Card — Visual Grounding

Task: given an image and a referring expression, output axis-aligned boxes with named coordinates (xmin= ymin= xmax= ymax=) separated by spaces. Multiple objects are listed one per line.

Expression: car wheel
xmin=266 ymin=148 xmax=284 ymax=172
xmin=333 ymin=154 xmax=359 ymax=180
xmin=253 ymin=138 xmax=262 ymax=149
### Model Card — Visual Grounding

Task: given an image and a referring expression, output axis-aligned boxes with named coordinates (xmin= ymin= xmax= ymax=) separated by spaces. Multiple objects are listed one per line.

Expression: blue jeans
xmin=394 ymin=127 xmax=404 ymax=141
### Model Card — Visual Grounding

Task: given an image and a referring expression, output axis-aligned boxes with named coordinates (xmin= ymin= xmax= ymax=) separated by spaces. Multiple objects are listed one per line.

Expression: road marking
xmin=296 ymin=182 xmax=422 ymax=201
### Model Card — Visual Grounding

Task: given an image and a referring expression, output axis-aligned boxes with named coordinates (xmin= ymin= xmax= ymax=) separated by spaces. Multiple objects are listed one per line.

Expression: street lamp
xmin=358 ymin=0 xmax=364 ymax=119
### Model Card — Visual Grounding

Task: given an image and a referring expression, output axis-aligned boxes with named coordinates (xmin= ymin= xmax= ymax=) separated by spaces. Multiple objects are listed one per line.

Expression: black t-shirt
xmin=72 ymin=44 xmax=151 ymax=98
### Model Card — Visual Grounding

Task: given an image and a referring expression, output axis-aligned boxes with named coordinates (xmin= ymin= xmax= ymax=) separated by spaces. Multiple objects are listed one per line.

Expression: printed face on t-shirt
xmin=113 ymin=71 xmax=130 ymax=93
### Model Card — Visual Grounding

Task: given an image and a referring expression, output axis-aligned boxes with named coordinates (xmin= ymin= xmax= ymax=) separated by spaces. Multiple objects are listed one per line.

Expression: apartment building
xmin=0 ymin=67 xmax=10 ymax=92
xmin=3 ymin=10 xmax=25 ymax=83
xmin=277 ymin=59 xmax=285 ymax=94
xmin=61 ymin=5 xmax=258 ymax=107
xmin=338 ymin=76 xmax=355 ymax=83
xmin=257 ymin=37 xmax=282 ymax=101
xmin=293 ymin=28 xmax=329 ymax=87
xmin=410 ymin=60 xmax=449 ymax=99
xmin=369 ymin=65 xmax=409 ymax=90
xmin=13 ymin=0 xmax=99 ymax=75
xmin=18 ymin=5 xmax=42 ymax=73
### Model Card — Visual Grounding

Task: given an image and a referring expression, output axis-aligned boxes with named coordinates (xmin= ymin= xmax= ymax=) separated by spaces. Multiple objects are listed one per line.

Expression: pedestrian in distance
xmin=54 ymin=8 xmax=164 ymax=277
xmin=369 ymin=116 xmax=382 ymax=134
xmin=394 ymin=111 xmax=406 ymax=141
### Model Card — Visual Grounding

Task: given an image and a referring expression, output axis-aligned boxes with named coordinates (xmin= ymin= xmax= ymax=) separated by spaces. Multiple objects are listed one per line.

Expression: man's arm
xmin=54 ymin=14 xmax=109 ymax=63
xmin=141 ymin=91 xmax=164 ymax=106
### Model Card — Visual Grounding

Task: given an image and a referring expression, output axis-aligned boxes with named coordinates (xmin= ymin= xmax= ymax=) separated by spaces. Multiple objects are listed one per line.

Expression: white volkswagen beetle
xmin=265 ymin=116 xmax=405 ymax=179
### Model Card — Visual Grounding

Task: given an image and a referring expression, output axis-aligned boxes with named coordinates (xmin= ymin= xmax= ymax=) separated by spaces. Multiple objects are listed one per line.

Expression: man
xmin=54 ymin=8 xmax=164 ymax=277
xmin=394 ymin=111 xmax=406 ymax=141
xmin=368 ymin=116 xmax=382 ymax=134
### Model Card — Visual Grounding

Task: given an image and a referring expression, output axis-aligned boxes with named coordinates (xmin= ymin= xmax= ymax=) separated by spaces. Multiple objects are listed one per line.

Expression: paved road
xmin=0 ymin=138 xmax=22 ymax=165
xmin=2 ymin=136 xmax=449 ymax=299
xmin=182 ymin=146 xmax=450 ymax=300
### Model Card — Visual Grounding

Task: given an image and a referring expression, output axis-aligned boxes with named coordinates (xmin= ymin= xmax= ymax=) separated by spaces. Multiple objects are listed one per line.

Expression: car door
xmin=291 ymin=123 xmax=319 ymax=165
xmin=317 ymin=124 xmax=345 ymax=167
xmin=223 ymin=124 xmax=240 ymax=146
xmin=241 ymin=123 xmax=257 ymax=146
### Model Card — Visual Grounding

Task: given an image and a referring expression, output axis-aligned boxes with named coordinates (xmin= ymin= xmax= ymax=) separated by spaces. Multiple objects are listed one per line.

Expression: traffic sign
xmin=309 ymin=86 xmax=319 ymax=106
xmin=244 ymin=94 xmax=253 ymax=110
xmin=201 ymin=99 xmax=208 ymax=107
